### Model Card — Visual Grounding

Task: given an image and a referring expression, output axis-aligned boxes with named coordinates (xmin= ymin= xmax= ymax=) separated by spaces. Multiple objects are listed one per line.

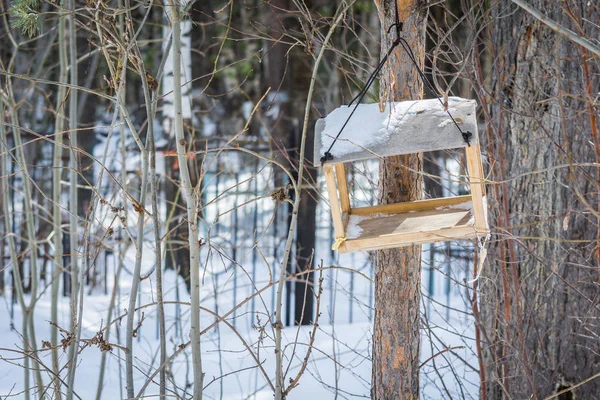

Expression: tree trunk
xmin=294 ymin=120 xmax=316 ymax=325
xmin=262 ymin=0 xmax=293 ymax=327
xmin=262 ymin=0 xmax=319 ymax=326
xmin=372 ymin=1 xmax=426 ymax=399
xmin=262 ymin=0 xmax=292 ymax=190
xmin=163 ymin=0 xmax=194 ymax=290
xmin=168 ymin=3 xmax=204 ymax=397
xmin=481 ymin=1 xmax=600 ymax=398
xmin=77 ymin=33 xmax=98 ymax=221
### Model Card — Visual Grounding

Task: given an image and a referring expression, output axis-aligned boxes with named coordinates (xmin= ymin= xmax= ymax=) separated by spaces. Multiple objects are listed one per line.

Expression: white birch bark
xmin=145 ymin=55 xmax=168 ymax=400
xmin=51 ymin=3 xmax=68 ymax=398
xmin=124 ymin=77 xmax=150 ymax=400
xmin=0 ymin=92 xmax=32 ymax=400
xmin=0 ymin=76 xmax=45 ymax=398
xmin=65 ymin=0 xmax=80 ymax=396
xmin=162 ymin=1 xmax=192 ymax=139
xmin=165 ymin=1 xmax=203 ymax=397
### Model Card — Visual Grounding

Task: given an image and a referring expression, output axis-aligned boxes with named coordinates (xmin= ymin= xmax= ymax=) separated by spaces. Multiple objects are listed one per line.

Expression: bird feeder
xmin=315 ymin=97 xmax=489 ymax=253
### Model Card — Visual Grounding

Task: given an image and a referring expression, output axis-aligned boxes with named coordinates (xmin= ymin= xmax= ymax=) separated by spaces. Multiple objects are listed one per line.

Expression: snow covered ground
xmin=0 ymin=251 xmax=478 ymax=399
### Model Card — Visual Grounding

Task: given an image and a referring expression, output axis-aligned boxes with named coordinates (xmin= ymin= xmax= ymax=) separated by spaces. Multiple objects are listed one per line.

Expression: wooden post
xmin=335 ymin=163 xmax=351 ymax=214
xmin=372 ymin=0 xmax=426 ymax=399
xmin=323 ymin=164 xmax=345 ymax=239
xmin=465 ymin=143 xmax=488 ymax=234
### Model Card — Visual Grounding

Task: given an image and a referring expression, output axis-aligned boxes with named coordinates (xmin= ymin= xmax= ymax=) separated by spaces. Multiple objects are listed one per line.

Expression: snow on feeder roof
xmin=315 ymin=97 xmax=478 ymax=165
xmin=315 ymin=97 xmax=489 ymax=254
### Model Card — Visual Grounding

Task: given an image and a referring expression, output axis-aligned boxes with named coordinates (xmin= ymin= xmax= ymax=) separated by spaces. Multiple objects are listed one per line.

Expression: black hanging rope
xmin=320 ymin=37 xmax=402 ymax=163
xmin=321 ymin=22 xmax=403 ymax=164
xmin=321 ymin=2 xmax=472 ymax=165
xmin=397 ymin=37 xmax=472 ymax=146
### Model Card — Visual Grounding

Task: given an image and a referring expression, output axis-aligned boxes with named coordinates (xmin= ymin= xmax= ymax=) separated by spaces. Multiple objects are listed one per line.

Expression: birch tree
xmin=162 ymin=0 xmax=193 ymax=291
xmin=65 ymin=0 xmax=80 ymax=396
xmin=162 ymin=0 xmax=192 ymax=139
xmin=164 ymin=0 xmax=203 ymax=397
xmin=51 ymin=2 xmax=68 ymax=397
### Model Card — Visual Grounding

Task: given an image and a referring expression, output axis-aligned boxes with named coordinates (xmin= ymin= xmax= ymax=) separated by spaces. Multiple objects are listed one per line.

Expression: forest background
xmin=0 ymin=0 xmax=599 ymax=399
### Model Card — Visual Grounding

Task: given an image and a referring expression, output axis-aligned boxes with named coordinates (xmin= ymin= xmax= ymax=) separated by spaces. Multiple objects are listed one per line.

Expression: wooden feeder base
xmin=323 ymin=160 xmax=489 ymax=254
xmin=337 ymin=195 xmax=485 ymax=253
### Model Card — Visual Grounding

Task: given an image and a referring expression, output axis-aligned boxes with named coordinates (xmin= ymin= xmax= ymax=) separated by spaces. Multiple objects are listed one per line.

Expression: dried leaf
xmin=145 ymin=70 xmax=158 ymax=92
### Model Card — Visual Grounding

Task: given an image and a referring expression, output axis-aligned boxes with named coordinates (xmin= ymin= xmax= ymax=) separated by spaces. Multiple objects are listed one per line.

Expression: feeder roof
xmin=315 ymin=97 xmax=478 ymax=165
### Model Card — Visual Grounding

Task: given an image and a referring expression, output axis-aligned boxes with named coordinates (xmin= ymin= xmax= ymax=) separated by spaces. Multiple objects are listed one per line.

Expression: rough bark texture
xmin=372 ymin=1 xmax=426 ymax=399
xmin=482 ymin=1 xmax=600 ymax=398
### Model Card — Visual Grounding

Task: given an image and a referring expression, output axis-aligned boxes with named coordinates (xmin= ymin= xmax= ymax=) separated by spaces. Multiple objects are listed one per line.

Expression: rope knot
xmin=331 ymin=236 xmax=347 ymax=251
xmin=462 ymin=130 xmax=473 ymax=146
xmin=320 ymin=152 xmax=334 ymax=165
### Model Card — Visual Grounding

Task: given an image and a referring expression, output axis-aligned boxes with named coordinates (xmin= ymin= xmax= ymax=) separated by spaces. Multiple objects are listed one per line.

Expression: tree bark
xmin=372 ymin=1 xmax=426 ymax=399
xmin=169 ymin=3 xmax=204 ymax=397
xmin=163 ymin=0 xmax=194 ymax=290
xmin=481 ymin=0 xmax=600 ymax=398
xmin=51 ymin=4 xmax=68 ymax=397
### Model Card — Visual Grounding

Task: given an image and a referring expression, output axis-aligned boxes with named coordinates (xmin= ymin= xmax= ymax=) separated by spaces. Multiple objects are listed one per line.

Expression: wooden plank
xmin=323 ymin=164 xmax=345 ymax=239
xmin=465 ymin=144 xmax=489 ymax=234
xmin=346 ymin=207 xmax=474 ymax=240
xmin=339 ymin=226 xmax=478 ymax=253
xmin=350 ymin=195 xmax=473 ymax=216
xmin=314 ymin=97 xmax=478 ymax=165
xmin=335 ymin=163 xmax=351 ymax=213
xmin=341 ymin=206 xmax=477 ymax=252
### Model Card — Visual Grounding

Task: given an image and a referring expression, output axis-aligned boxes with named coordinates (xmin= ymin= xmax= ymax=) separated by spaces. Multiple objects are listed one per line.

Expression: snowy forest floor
xmin=0 ymin=260 xmax=478 ymax=399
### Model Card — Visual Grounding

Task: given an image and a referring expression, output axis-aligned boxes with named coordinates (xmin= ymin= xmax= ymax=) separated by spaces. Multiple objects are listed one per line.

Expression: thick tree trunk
xmin=372 ymin=1 xmax=426 ymax=399
xmin=481 ymin=1 xmax=600 ymax=398
xmin=289 ymin=12 xmax=318 ymax=325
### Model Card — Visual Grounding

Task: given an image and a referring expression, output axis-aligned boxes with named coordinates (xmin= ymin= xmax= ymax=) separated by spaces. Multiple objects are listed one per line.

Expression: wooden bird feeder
xmin=315 ymin=97 xmax=489 ymax=253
